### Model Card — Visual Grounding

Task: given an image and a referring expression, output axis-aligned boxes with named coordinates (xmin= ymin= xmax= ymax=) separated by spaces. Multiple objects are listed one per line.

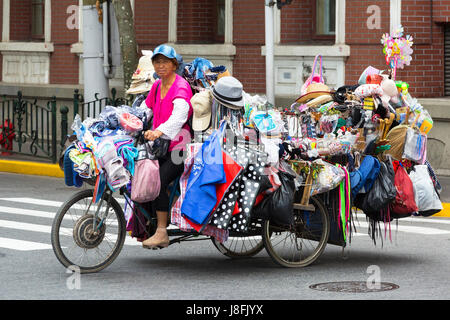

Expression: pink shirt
xmin=145 ymin=74 xmax=193 ymax=151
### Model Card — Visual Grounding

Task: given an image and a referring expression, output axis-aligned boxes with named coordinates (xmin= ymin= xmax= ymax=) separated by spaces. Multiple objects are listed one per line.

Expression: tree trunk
xmin=111 ymin=0 xmax=139 ymax=96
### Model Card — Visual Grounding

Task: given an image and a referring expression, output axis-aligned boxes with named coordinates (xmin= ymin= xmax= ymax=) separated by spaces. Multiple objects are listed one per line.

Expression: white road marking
xmin=0 ymin=219 xmax=140 ymax=246
xmin=0 ymin=237 xmax=53 ymax=251
xmin=351 ymin=220 xmax=450 ymax=235
xmin=0 ymin=197 xmax=126 ymax=207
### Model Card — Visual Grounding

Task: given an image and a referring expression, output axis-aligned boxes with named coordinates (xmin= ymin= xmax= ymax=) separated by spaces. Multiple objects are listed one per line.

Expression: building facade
xmin=1 ymin=0 xmax=449 ymax=103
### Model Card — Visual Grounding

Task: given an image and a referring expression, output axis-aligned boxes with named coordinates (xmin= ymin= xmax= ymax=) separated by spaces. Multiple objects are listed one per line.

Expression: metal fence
xmin=0 ymin=92 xmax=60 ymax=163
xmin=74 ymin=88 xmax=131 ymax=120
xmin=0 ymin=89 xmax=131 ymax=163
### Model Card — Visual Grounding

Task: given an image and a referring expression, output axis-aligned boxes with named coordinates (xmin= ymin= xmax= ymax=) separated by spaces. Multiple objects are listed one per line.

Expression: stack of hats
xmin=126 ymin=50 xmax=156 ymax=95
xmin=295 ymin=83 xmax=335 ymax=107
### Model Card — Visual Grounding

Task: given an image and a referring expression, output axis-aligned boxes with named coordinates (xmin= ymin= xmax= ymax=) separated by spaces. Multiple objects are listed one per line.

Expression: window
xmin=31 ymin=0 xmax=45 ymax=40
xmin=214 ymin=0 xmax=225 ymax=43
xmin=314 ymin=0 xmax=335 ymax=38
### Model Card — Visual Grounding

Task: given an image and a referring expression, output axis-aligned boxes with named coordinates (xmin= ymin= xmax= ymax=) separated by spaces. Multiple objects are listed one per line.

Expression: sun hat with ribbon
xmin=126 ymin=51 xmax=156 ymax=95
xmin=210 ymin=76 xmax=245 ymax=110
xmin=295 ymin=83 xmax=334 ymax=104
xmin=191 ymin=90 xmax=213 ymax=131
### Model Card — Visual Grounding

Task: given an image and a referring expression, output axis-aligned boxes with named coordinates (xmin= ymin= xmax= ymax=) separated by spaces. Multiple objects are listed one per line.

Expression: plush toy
xmin=379 ymin=74 xmax=399 ymax=108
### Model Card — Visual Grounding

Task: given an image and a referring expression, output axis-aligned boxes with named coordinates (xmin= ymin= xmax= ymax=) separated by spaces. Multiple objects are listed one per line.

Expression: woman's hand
xmin=144 ymin=129 xmax=164 ymax=141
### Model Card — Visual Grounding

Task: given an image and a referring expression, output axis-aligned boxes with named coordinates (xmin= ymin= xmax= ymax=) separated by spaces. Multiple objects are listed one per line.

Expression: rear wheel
xmin=51 ymin=189 xmax=126 ymax=274
xmin=262 ymin=196 xmax=330 ymax=268
xmin=212 ymin=219 xmax=265 ymax=258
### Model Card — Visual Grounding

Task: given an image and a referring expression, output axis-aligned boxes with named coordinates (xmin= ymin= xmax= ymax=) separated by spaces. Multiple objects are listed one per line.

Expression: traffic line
xmin=0 ymin=237 xmax=53 ymax=251
xmin=0 ymin=197 xmax=126 ymax=208
xmin=0 ymin=219 xmax=140 ymax=246
xmin=351 ymin=220 xmax=450 ymax=235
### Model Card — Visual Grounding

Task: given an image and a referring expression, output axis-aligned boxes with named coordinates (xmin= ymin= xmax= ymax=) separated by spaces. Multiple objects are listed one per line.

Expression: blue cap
xmin=152 ymin=44 xmax=177 ymax=60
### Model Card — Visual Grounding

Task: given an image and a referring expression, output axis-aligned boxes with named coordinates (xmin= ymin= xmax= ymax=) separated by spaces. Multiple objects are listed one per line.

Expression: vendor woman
xmin=142 ymin=44 xmax=193 ymax=249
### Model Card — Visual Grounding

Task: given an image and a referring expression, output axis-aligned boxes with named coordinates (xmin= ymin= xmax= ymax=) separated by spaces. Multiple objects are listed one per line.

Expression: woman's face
xmin=153 ymin=55 xmax=176 ymax=79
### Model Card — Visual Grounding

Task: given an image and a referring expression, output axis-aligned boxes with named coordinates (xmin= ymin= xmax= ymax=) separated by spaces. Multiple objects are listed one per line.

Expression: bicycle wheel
xmin=262 ymin=195 xmax=330 ymax=268
xmin=51 ymin=189 xmax=126 ymax=274
xmin=211 ymin=219 xmax=265 ymax=258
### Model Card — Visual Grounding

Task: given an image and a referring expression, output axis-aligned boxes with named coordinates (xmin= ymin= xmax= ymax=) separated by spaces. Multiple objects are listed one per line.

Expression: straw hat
xmin=126 ymin=51 xmax=156 ymax=95
xmin=305 ymin=94 xmax=334 ymax=107
xmin=295 ymin=83 xmax=334 ymax=104
xmin=191 ymin=90 xmax=213 ymax=131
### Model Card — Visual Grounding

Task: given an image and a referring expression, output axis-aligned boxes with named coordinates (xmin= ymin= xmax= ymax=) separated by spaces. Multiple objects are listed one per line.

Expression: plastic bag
xmin=409 ymin=165 xmax=443 ymax=217
xmin=402 ymin=127 xmax=427 ymax=163
xmin=390 ymin=162 xmax=418 ymax=218
xmin=360 ymin=157 xmax=396 ymax=220
xmin=252 ymin=171 xmax=296 ymax=226
xmin=311 ymin=159 xmax=345 ymax=195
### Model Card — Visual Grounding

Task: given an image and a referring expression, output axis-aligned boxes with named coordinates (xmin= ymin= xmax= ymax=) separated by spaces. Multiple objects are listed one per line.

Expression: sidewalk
xmin=1 ymin=153 xmax=448 ymax=217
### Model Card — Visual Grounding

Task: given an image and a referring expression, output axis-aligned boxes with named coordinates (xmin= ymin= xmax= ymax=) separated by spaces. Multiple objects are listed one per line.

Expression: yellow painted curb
xmin=0 ymin=159 xmax=64 ymax=178
xmin=432 ymin=203 xmax=450 ymax=218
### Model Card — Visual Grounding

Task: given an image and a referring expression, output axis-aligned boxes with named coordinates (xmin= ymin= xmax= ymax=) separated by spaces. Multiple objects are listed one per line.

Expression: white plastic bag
xmin=409 ymin=165 xmax=442 ymax=216
xmin=311 ymin=159 xmax=345 ymax=195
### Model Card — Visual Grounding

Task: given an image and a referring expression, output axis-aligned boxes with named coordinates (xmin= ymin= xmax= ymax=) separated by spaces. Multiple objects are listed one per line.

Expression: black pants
xmin=153 ymin=150 xmax=185 ymax=212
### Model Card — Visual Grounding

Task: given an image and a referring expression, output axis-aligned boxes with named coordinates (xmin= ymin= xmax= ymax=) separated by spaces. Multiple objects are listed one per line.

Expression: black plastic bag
xmin=359 ymin=157 xmax=396 ymax=221
xmin=252 ymin=171 xmax=296 ymax=226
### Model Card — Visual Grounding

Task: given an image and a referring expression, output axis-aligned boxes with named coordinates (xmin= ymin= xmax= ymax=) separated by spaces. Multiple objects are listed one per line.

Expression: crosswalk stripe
xmin=0 ymin=205 xmax=120 ymax=227
xmin=0 ymin=219 xmax=140 ymax=246
xmin=352 ymin=220 xmax=450 ymax=235
xmin=0 ymin=197 xmax=126 ymax=207
xmin=0 ymin=237 xmax=53 ymax=251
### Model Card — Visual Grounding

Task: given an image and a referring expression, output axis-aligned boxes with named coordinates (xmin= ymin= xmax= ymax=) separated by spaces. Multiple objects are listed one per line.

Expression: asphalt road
xmin=1 ymin=172 xmax=450 ymax=301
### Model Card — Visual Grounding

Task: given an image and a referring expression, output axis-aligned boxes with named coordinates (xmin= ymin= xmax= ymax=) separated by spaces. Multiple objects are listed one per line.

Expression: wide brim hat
xmin=295 ymin=83 xmax=334 ymax=104
xmin=211 ymin=76 xmax=244 ymax=110
xmin=305 ymin=94 xmax=334 ymax=107
xmin=191 ymin=90 xmax=213 ymax=131
xmin=132 ymin=52 xmax=156 ymax=81
xmin=126 ymin=79 xmax=154 ymax=95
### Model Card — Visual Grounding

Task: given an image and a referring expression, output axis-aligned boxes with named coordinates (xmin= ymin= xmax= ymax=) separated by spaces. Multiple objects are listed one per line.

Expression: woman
xmin=142 ymin=44 xmax=193 ymax=249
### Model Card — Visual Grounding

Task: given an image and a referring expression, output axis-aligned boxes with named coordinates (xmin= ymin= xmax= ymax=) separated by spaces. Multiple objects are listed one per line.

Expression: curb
xmin=0 ymin=159 xmax=64 ymax=178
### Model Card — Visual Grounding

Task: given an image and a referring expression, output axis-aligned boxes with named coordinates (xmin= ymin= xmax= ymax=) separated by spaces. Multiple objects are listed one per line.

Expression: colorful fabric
xmin=170 ymin=143 xmax=229 ymax=243
xmin=181 ymin=123 xmax=227 ymax=225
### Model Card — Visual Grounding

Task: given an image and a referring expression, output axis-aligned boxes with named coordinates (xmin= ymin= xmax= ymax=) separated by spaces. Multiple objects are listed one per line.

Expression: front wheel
xmin=262 ymin=195 xmax=330 ymax=268
xmin=51 ymin=189 xmax=126 ymax=274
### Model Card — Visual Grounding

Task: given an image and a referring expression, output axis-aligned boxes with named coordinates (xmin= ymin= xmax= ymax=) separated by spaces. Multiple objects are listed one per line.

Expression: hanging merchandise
xmin=300 ymin=54 xmax=324 ymax=95
xmin=381 ymin=25 xmax=414 ymax=80
xmin=409 ymin=165 xmax=443 ymax=217
xmin=311 ymin=159 xmax=346 ymax=196
xmin=390 ymin=161 xmax=418 ymax=218
xmin=402 ymin=127 xmax=427 ymax=163
xmin=130 ymin=143 xmax=161 ymax=203
xmin=181 ymin=121 xmax=227 ymax=225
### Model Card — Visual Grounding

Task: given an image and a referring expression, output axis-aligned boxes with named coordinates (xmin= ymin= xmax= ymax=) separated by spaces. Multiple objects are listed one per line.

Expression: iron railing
xmin=0 ymin=91 xmax=62 ymax=163
xmin=73 ymin=88 xmax=131 ymax=119
xmin=0 ymin=89 xmax=132 ymax=163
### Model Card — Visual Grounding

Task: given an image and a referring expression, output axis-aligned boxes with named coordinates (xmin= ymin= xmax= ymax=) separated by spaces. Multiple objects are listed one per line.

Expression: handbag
xmin=300 ymin=55 xmax=324 ymax=95
xmin=150 ymin=137 xmax=171 ymax=158
xmin=131 ymin=143 xmax=161 ymax=203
